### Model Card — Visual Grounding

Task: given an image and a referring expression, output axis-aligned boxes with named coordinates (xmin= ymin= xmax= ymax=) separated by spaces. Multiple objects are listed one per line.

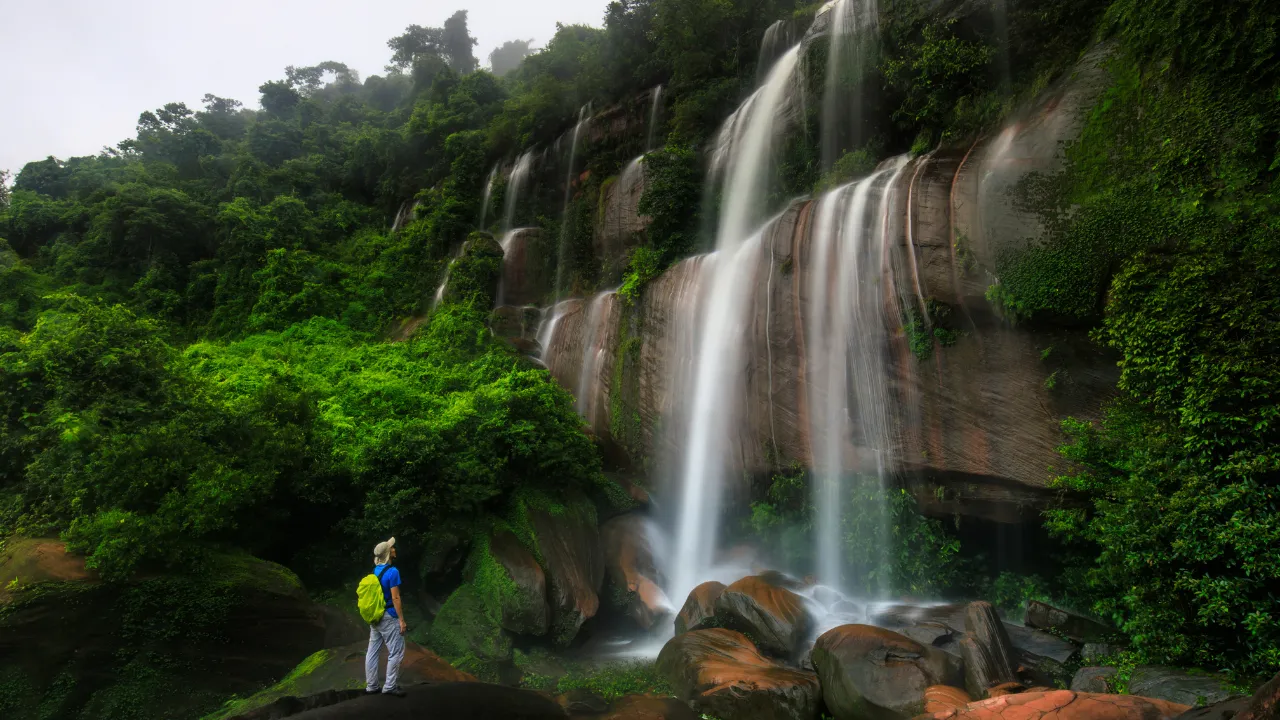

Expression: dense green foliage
xmin=979 ymin=0 xmax=1280 ymax=677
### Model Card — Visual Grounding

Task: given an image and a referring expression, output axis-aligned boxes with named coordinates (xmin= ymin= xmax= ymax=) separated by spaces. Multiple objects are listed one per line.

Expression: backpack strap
xmin=374 ymin=565 xmax=388 ymax=581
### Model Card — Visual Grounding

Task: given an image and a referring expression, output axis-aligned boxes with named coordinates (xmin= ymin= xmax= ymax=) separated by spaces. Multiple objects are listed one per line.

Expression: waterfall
xmin=502 ymin=151 xmax=535 ymax=232
xmin=647 ymin=86 xmax=663 ymax=152
xmin=431 ymin=243 xmax=469 ymax=311
xmin=821 ymin=0 xmax=879 ymax=170
xmin=537 ymin=299 xmax=577 ymax=365
xmin=669 ymin=45 xmax=802 ymax=603
xmin=391 ymin=200 xmax=419 ymax=232
xmin=496 ymin=229 xmax=521 ymax=307
xmin=807 ymin=157 xmax=908 ymax=595
xmin=575 ymin=289 xmax=616 ymax=427
xmin=554 ymin=104 xmax=592 ymax=300
xmin=479 ymin=165 xmax=498 ymax=230
xmin=758 ymin=20 xmax=794 ymax=83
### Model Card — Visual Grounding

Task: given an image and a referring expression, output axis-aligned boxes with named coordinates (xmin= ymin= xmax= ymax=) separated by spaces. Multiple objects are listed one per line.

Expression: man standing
xmin=366 ymin=537 xmax=407 ymax=696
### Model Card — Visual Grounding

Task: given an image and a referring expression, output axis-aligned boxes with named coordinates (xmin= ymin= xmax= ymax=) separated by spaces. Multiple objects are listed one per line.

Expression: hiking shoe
xmin=382 ymin=686 xmax=406 ymax=697
xmin=364 ymin=688 xmax=381 ymax=695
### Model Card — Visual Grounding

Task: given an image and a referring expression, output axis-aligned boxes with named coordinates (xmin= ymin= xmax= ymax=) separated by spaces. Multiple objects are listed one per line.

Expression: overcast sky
xmin=0 ymin=0 xmax=609 ymax=176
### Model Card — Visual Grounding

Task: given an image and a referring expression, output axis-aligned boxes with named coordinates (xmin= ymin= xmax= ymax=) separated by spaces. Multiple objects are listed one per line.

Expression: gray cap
xmin=373 ymin=537 xmax=396 ymax=564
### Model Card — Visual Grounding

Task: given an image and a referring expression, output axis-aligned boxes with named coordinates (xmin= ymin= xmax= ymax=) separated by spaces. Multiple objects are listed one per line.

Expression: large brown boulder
xmin=715 ymin=574 xmax=813 ymax=657
xmin=810 ymin=624 xmax=964 ymax=720
xmin=656 ymin=628 xmax=821 ymax=720
xmin=514 ymin=492 xmax=605 ymax=645
xmin=675 ymin=581 xmax=725 ymax=635
xmin=601 ymin=513 xmax=672 ymax=631
xmin=911 ymin=690 xmax=1189 ymax=720
xmin=0 ymin=538 xmax=340 ymax=720
xmin=208 ymin=641 xmax=476 ymax=719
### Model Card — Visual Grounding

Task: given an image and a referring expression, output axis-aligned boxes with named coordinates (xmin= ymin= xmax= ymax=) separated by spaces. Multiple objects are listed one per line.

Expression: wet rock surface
xmin=1129 ymin=667 xmax=1237 ymax=708
xmin=601 ymin=513 xmax=672 ymax=631
xmin=1025 ymin=601 xmax=1112 ymax=643
xmin=926 ymin=686 xmax=975 ymax=714
xmin=270 ymin=682 xmax=570 ymax=719
xmin=915 ymin=690 xmax=1190 ymax=720
xmin=595 ymin=694 xmax=702 ymax=720
xmin=675 ymin=580 xmax=726 ymax=635
xmin=657 ymin=628 xmax=821 ymax=720
xmin=811 ymin=624 xmax=964 ymax=720
xmin=714 ymin=574 xmax=814 ymax=657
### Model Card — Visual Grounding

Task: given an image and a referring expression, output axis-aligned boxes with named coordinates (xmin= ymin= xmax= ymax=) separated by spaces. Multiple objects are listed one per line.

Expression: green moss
xmin=553 ymin=660 xmax=673 ymax=700
xmin=202 ymin=649 xmax=339 ymax=720
xmin=428 ymin=583 xmax=511 ymax=663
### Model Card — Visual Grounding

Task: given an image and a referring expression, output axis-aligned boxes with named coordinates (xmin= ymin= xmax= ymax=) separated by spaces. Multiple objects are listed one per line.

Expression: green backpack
xmin=357 ymin=566 xmax=389 ymax=625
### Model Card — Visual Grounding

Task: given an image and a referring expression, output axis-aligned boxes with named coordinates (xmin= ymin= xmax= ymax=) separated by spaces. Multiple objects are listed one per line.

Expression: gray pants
xmin=365 ymin=612 xmax=405 ymax=692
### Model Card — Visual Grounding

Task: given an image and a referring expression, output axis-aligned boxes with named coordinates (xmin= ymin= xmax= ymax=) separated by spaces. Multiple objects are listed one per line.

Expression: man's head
xmin=374 ymin=537 xmax=396 ymax=565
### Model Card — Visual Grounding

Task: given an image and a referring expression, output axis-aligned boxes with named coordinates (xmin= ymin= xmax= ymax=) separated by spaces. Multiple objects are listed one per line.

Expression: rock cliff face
xmin=498 ymin=46 xmax=1118 ymax=518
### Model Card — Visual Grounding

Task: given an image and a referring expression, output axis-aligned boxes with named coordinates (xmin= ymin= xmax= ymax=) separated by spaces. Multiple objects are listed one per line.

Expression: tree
xmin=388 ymin=24 xmax=444 ymax=70
xmin=0 ymin=169 xmax=10 ymax=210
xmin=489 ymin=39 xmax=535 ymax=76
xmin=440 ymin=10 xmax=479 ymax=74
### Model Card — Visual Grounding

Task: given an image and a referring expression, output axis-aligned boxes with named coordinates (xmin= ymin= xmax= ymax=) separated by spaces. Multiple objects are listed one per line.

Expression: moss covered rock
xmin=510 ymin=491 xmax=604 ymax=646
xmin=428 ymin=583 xmax=512 ymax=665
xmin=469 ymin=528 xmax=549 ymax=637
xmin=0 ymin=538 xmax=339 ymax=720
xmin=443 ymin=232 xmax=504 ymax=308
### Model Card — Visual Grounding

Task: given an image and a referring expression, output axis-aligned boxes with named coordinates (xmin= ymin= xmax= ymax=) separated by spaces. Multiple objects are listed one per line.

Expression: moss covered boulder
xmin=468 ymin=528 xmax=549 ymax=636
xmin=428 ymin=583 xmax=513 ymax=665
xmin=511 ymin=491 xmax=604 ymax=646
xmin=205 ymin=640 xmax=476 ymax=719
xmin=0 ymin=538 xmax=340 ymax=720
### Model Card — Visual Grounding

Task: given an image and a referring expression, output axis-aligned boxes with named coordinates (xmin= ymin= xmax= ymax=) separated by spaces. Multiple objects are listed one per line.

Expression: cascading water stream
xmin=478 ymin=165 xmax=498 ymax=230
xmin=821 ymin=0 xmax=878 ymax=170
xmin=502 ymin=151 xmax=535 ymax=232
xmin=646 ymin=86 xmax=663 ymax=152
xmin=806 ymin=157 xmax=908 ymax=595
xmin=554 ymin=105 xmax=591 ymax=300
xmin=669 ymin=45 xmax=802 ymax=603
xmin=575 ymin=289 xmax=615 ymax=426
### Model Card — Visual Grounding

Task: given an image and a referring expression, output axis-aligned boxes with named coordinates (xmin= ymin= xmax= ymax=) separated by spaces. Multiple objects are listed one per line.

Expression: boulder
xmin=656 ymin=628 xmax=821 ymax=720
xmin=601 ymin=513 xmax=672 ymax=631
xmin=1003 ymin=623 xmax=1079 ymax=687
xmin=0 ymin=539 xmax=340 ymax=720
xmin=913 ymin=690 xmax=1189 ymax=720
xmin=925 ymin=686 xmax=974 ymax=714
xmin=1081 ymin=643 xmax=1125 ymax=663
xmin=1070 ymin=667 xmax=1118 ymax=694
xmin=470 ymin=529 xmax=550 ymax=636
xmin=961 ymin=602 xmax=1019 ymax=697
xmin=810 ymin=624 xmax=964 ymax=720
xmin=268 ymin=681 xmax=570 ymax=719
xmin=872 ymin=604 xmax=968 ymax=631
xmin=208 ymin=641 xmax=476 ymax=719
xmin=986 ymin=683 xmax=1028 ymax=698
xmin=598 ymin=694 xmax=701 ymax=720
xmin=714 ymin=574 xmax=813 ymax=657
xmin=900 ymin=622 xmax=964 ymax=660
xmin=514 ymin=492 xmax=605 ymax=645
xmin=1130 ymin=667 xmax=1237 ymax=708
xmin=675 ymin=581 xmax=726 ymax=635
xmin=497 ymin=228 xmax=552 ymax=307
xmin=1025 ymin=601 xmax=1112 ymax=643
xmin=1237 ymin=670 xmax=1280 ymax=720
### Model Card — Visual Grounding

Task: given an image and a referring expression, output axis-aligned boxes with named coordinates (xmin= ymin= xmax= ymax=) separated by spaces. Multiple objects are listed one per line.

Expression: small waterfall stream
xmin=554 ymin=105 xmax=592 ymax=300
xmin=479 ymin=165 xmax=498 ymax=230
xmin=503 ymin=151 xmax=535 ymax=232
xmin=646 ymin=86 xmax=663 ymax=152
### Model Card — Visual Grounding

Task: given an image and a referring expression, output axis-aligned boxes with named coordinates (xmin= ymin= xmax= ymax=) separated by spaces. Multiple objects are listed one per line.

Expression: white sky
xmin=0 ymin=0 xmax=610 ymax=175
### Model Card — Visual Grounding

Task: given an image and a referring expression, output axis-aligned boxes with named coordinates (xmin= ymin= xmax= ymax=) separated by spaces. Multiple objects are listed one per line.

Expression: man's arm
xmin=391 ymin=586 xmax=406 ymax=634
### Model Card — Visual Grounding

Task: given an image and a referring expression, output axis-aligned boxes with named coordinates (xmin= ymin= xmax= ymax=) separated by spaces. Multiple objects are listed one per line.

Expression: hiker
xmin=364 ymin=537 xmax=407 ymax=696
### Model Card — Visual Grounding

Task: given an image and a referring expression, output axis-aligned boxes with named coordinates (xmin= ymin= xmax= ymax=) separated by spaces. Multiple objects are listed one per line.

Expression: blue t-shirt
xmin=374 ymin=564 xmax=401 ymax=619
